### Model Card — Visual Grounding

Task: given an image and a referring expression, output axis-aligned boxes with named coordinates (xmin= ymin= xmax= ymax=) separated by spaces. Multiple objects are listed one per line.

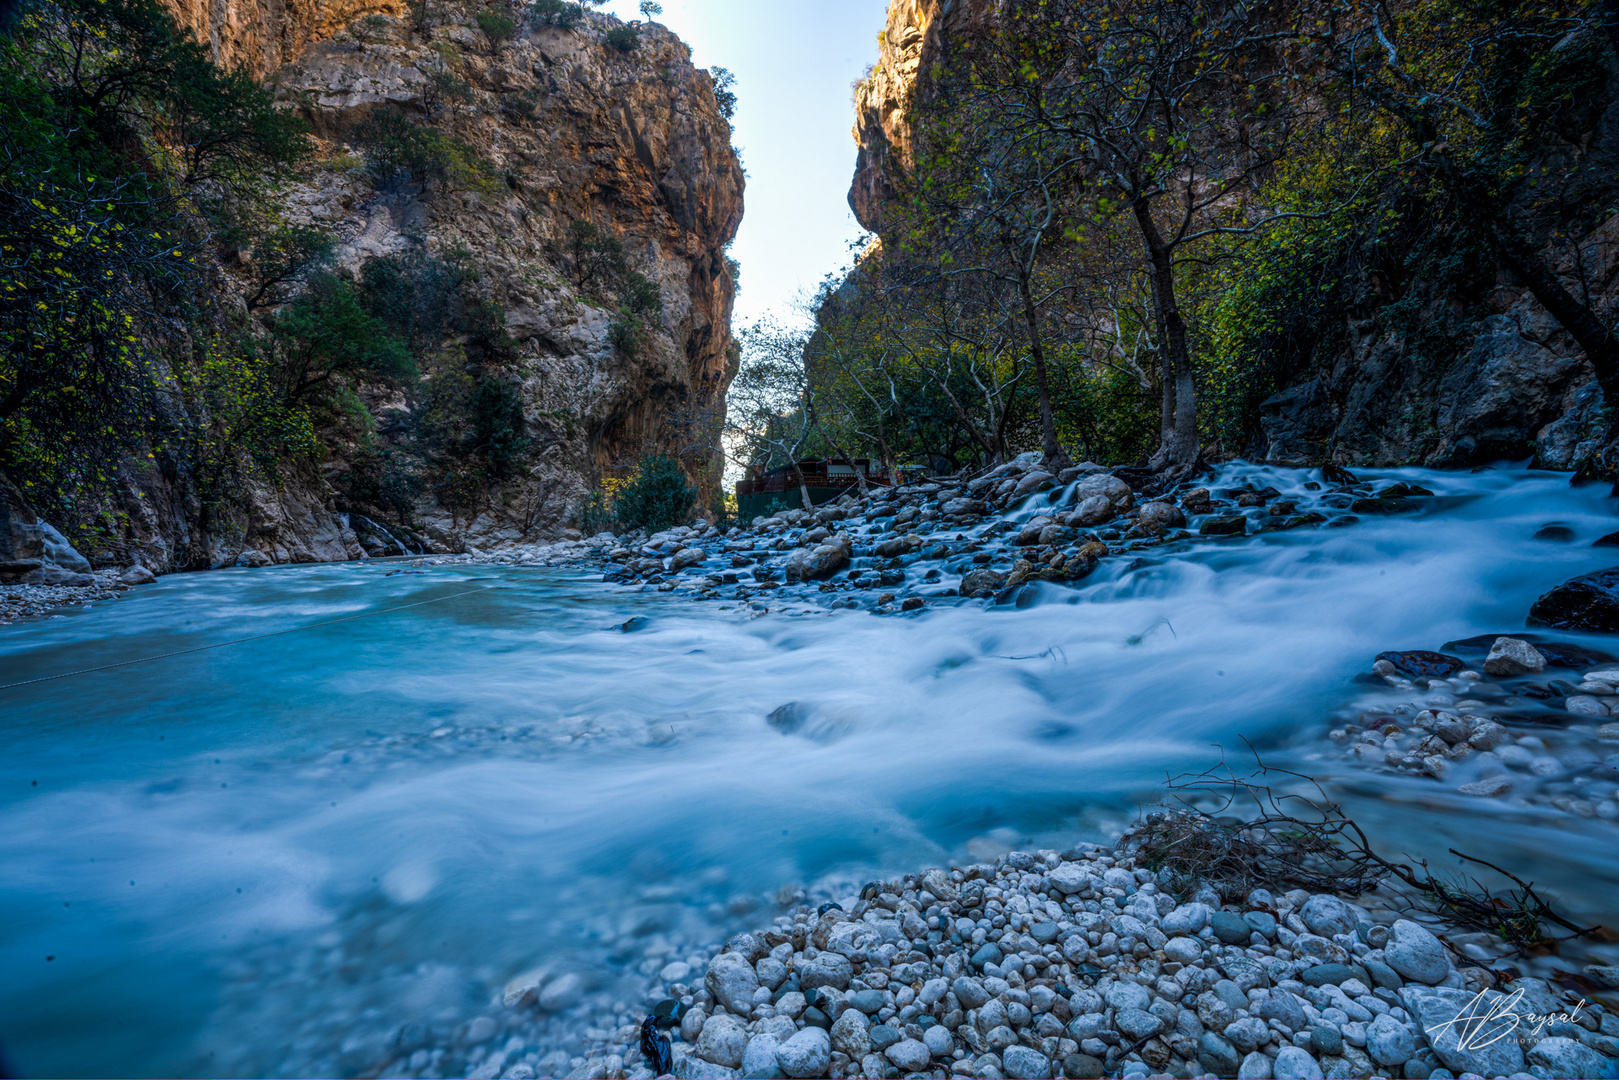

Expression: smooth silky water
xmin=2 ymin=463 xmax=1617 ymax=1077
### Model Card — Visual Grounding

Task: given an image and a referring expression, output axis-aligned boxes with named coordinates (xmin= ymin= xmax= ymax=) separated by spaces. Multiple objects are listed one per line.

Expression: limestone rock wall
xmin=92 ymin=3 xmax=744 ymax=569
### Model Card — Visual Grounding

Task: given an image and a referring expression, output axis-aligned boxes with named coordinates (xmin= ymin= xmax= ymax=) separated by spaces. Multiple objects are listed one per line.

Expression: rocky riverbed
xmin=432 ymin=847 xmax=1619 ymax=1080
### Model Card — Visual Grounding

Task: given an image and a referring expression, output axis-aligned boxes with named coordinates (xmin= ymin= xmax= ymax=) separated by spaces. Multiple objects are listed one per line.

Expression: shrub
xmin=351 ymin=107 xmax=500 ymax=193
xmin=603 ymin=24 xmax=638 ymax=52
xmin=613 ymin=454 xmax=695 ymax=531
xmin=529 ymin=0 xmax=582 ymax=28
xmin=475 ymin=9 xmax=516 ymax=49
xmin=607 ymin=311 xmax=644 ymax=355
xmin=466 ymin=377 xmax=528 ymax=477
xmin=709 ymin=67 xmax=736 ymax=120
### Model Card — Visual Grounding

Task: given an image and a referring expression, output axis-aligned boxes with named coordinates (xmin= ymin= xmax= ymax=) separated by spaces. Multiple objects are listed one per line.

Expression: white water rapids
xmin=1 ymin=463 xmax=1616 ymax=1077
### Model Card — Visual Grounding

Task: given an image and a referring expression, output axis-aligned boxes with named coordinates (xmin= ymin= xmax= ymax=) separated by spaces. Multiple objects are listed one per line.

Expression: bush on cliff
xmin=612 ymin=454 xmax=695 ymax=532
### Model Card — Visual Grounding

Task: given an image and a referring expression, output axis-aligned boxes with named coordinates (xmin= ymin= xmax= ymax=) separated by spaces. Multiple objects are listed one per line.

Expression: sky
xmin=591 ymin=0 xmax=890 ymax=329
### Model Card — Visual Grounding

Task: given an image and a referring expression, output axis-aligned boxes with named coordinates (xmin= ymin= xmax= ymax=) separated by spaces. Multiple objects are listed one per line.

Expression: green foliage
xmin=0 ymin=0 xmax=308 ymax=514
xmin=708 ymin=66 xmax=736 ymax=120
xmin=332 ymin=441 xmax=421 ymax=522
xmin=475 ymin=9 xmax=516 ymax=50
xmin=351 ymin=107 xmax=500 ymax=194
xmin=270 ymin=272 xmax=417 ymax=402
xmin=577 ymin=488 xmax=616 ymax=533
xmin=528 ymin=0 xmax=583 ymax=28
xmin=639 ymin=2 xmax=662 ymax=18
xmin=603 ymin=24 xmax=638 ymax=53
xmin=562 ymin=219 xmax=626 ymax=289
xmin=246 ymin=224 xmax=336 ymax=309
xmin=466 ymin=376 xmax=528 ymax=477
xmin=613 ymin=454 xmax=695 ymax=531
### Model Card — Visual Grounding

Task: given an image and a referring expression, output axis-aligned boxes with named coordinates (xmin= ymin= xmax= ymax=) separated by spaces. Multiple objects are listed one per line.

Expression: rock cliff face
xmin=847 ymin=0 xmax=991 ymax=234
xmin=98 ymin=3 xmax=743 ymax=568
xmin=846 ymin=0 xmax=1619 ymax=470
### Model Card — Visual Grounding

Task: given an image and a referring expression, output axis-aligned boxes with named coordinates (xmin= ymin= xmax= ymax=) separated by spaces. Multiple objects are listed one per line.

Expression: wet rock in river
xmin=1483 ymin=635 xmax=1546 ymax=675
xmin=1200 ymin=514 xmax=1248 ymax=537
xmin=1529 ymin=567 xmax=1619 ymax=632
xmin=1374 ymin=650 xmax=1465 ymax=678
xmin=1135 ymin=501 xmax=1186 ymax=536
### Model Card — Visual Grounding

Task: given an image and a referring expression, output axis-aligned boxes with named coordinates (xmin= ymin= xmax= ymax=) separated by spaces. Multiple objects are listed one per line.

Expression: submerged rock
xmin=1529 ymin=567 xmax=1619 ymax=632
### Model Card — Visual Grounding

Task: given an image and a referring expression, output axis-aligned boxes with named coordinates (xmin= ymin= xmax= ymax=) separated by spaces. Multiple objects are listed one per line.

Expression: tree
xmin=1324 ymin=0 xmax=1619 ymax=436
xmin=976 ymin=0 xmax=1304 ymax=474
xmin=639 ymin=1 xmax=662 ymax=19
xmin=0 ymin=0 xmax=309 ymax=497
xmin=727 ymin=318 xmax=824 ymax=510
xmin=269 ymin=273 xmax=416 ymax=402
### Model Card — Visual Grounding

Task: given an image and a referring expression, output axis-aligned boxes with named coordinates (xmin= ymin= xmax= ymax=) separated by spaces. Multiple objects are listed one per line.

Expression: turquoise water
xmin=2 ymin=464 xmax=1617 ymax=1077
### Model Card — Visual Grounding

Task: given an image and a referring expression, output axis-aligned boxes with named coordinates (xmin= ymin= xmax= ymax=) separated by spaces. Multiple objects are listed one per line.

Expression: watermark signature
xmin=1423 ymin=987 xmax=1587 ymax=1051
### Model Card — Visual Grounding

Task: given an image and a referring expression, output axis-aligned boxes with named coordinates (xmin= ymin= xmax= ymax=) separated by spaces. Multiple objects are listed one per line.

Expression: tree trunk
xmin=1017 ymin=271 xmax=1069 ymax=470
xmin=1486 ymin=222 xmax=1619 ymax=425
xmin=1134 ymin=197 xmax=1200 ymax=470
xmin=792 ymin=465 xmax=815 ymax=511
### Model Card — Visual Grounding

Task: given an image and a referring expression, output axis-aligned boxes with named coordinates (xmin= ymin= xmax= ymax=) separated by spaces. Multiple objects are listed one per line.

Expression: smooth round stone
xmin=971 ymin=942 xmax=1004 ymax=970
xmin=1164 ymin=936 xmax=1203 ymax=965
xmin=847 ymin=988 xmax=886 ymax=1014
xmin=1385 ymin=920 xmax=1450 ymax=985
xmin=1310 ymin=1023 xmax=1343 ymax=1056
xmin=1238 ymin=1049 xmax=1273 ymax=1079
xmin=774 ymin=1026 xmax=831 ymax=1079
xmin=1301 ymin=963 xmax=1361 ymax=987
xmin=1272 ymin=1045 xmax=1325 ymax=1080
xmin=923 ymin=1023 xmax=954 ymax=1056
xmin=1366 ymin=1014 xmax=1415 ymax=1066
xmin=1002 ymin=1045 xmax=1053 ymax=1079
xmin=1197 ymin=1032 xmax=1242 ymax=1077
xmin=867 ymin=1024 xmax=901 ymax=1051
xmin=1213 ymin=911 xmax=1254 ymax=944
xmin=1063 ymin=1052 xmax=1106 ymax=1079
xmin=1103 ymin=981 xmax=1150 ymax=1011
xmin=1030 ymin=920 xmax=1060 ymax=944
xmin=800 ymin=1006 xmax=831 ymax=1030
xmin=1243 ymin=911 xmax=1278 ymax=939
xmin=1299 ymin=895 xmax=1357 ymax=937
xmin=884 ymin=1038 xmax=931 ymax=1072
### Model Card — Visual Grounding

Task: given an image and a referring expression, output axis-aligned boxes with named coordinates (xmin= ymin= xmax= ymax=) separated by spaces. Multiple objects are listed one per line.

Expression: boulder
xmin=875 ymin=534 xmax=923 ymax=559
xmin=1066 ymin=495 xmax=1115 ymax=528
xmin=120 ymin=564 xmax=158 ymax=586
xmin=669 ymin=547 xmax=708 ymax=571
xmin=960 ymin=569 xmax=1008 ymax=597
xmin=784 ymin=544 xmax=849 ymax=583
xmin=1014 ymin=471 xmax=1056 ymax=496
xmin=20 ymin=565 xmax=96 ymax=586
xmin=1135 ymin=501 xmax=1187 ymax=536
xmin=39 ymin=522 xmax=91 ymax=573
xmin=1483 ymin=636 xmax=1546 ymax=675
xmin=1400 ymin=985 xmax=1526 ymax=1078
xmin=1199 ymin=514 xmax=1248 ymax=537
xmin=1529 ymin=567 xmax=1619 ymax=632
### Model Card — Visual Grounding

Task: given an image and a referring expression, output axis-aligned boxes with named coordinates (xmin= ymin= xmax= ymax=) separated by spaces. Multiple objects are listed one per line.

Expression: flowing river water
xmin=2 ymin=464 xmax=1618 ymax=1078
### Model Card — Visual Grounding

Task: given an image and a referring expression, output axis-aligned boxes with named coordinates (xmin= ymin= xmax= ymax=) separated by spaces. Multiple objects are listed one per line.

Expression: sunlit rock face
xmin=124 ymin=4 xmax=743 ymax=564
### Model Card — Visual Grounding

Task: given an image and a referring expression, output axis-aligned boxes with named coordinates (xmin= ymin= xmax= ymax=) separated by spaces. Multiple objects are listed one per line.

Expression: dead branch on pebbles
xmin=1122 ymin=745 xmax=1604 ymax=954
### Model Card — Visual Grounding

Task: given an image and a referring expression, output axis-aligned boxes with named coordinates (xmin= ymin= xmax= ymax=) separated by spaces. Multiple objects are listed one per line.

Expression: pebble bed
xmin=1309 ymin=641 xmax=1619 ymax=826
xmin=0 ymin=571 xmax=129 ymax=625
xmin=483 ymin=848 xmax=1619 ymax=1080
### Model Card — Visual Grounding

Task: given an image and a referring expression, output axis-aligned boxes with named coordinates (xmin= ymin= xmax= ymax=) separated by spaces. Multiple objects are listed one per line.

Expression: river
xmin=1 ymin=463 xmax=1616 ymax=1078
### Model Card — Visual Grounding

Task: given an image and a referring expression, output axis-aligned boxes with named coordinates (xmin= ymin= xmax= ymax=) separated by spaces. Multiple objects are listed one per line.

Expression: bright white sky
xmin=592 ymin=0 xmax=889 ymax=329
